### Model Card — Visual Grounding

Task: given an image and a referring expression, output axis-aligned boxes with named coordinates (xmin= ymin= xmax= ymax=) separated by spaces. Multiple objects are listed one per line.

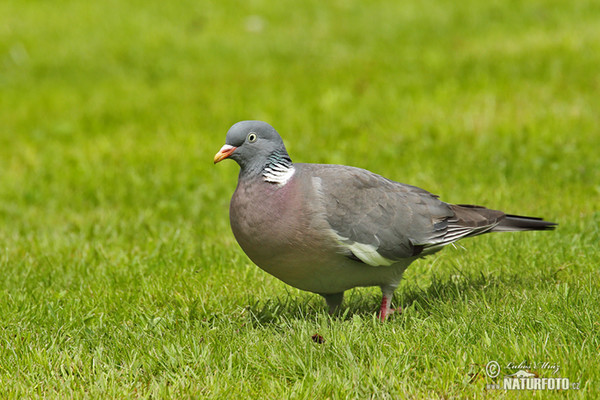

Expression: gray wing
xmin=302 ymin=164 xmax=504 ymax=266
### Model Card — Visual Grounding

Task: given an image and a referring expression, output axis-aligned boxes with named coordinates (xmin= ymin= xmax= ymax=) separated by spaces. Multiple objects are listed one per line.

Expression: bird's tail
xmin=450 ymin=204 xmax=557 ymax=233
xmin=420 ymin=204 xmax=556 ymax=254
xmin=491 ymin=214 xmax=557 ymax=232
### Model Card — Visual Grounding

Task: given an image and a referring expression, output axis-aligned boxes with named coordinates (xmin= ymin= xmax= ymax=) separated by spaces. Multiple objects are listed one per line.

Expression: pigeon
xmin=214 ymin=121 xmax=556 ymax=321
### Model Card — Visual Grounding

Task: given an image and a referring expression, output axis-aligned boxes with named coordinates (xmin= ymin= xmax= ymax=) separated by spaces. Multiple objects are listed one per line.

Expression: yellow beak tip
xmin=213 ymin=144 xmax=236 ymax=164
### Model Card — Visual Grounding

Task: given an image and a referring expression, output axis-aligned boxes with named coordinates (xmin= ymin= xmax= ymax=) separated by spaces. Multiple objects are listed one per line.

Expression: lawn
xmin=1 ymin=0 xmax=599 ymax=398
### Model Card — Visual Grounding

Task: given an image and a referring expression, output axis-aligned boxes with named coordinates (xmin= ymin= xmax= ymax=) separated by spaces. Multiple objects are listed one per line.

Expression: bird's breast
xmin=230 ymin=177 xmax=306 ymax=257
xmin=228 ymin=176 xmax=340 ymax=287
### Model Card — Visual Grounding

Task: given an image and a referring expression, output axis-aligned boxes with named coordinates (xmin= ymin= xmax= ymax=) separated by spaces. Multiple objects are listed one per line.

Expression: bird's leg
xmin=379 ymin=285 xmax=399 ymax=321
xmin=321 ymin=292 xmax=344 ymax=315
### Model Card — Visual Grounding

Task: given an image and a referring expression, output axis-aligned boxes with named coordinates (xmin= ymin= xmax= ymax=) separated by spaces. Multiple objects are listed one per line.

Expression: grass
xmin=1 ymin=0 xmax=599 ymax=397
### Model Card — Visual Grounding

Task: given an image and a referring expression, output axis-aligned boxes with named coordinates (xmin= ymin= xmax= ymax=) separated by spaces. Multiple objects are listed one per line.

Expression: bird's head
xmin=214 ymin=121 xmax=290 ymax=175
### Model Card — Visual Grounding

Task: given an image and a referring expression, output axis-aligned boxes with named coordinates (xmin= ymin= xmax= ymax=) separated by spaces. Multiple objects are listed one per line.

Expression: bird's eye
xmin=247 ymin=132 xmax=257 ymax=143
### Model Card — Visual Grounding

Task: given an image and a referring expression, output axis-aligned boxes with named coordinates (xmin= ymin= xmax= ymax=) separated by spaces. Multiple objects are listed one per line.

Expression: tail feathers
xmin=420 ymin=204 xmax=556 ymax=254
xmin=492 ymin=214 xmax=557 ymax=232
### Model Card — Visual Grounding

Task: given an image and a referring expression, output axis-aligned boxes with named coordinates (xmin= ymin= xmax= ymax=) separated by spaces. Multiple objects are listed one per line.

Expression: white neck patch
xmin=263 ymin=164 xmax=296 ymax=186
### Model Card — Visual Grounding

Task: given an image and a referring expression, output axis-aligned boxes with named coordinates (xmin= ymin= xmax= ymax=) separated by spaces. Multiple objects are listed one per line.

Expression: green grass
xmin=1 ymin=0 xmax=599 ymax=398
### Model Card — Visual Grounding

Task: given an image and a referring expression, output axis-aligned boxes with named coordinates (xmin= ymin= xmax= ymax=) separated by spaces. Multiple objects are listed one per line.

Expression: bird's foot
xmin=379 ymin=306 xmax=403 ymax=321
xmin=378 ymin=288 xmax=402 ymax=321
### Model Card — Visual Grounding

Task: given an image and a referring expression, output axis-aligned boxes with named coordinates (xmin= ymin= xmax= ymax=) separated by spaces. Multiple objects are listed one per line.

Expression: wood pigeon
xmin=214 ymin=121 xmax=556 ymax=320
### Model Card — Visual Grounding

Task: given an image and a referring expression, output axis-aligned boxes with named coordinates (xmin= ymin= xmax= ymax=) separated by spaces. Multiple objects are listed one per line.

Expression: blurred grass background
xmin=0 ymin=0 xmax=599 ymax=398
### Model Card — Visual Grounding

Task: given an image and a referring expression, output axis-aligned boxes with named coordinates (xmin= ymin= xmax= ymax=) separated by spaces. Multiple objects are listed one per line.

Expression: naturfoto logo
xmin=485 ymin=360 xmax=580 ymax=391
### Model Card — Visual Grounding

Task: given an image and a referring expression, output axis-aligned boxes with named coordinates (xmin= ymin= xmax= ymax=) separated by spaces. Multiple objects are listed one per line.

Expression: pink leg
xmin=379 ymin=286 xmax=400 ymax=321
xmin=379 ymin=292 xmax=393 ymax=321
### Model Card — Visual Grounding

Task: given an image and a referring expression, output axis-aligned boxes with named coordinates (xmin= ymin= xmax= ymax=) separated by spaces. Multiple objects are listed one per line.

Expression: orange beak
xmin=213 ymin=144 xmax=237 ymax=164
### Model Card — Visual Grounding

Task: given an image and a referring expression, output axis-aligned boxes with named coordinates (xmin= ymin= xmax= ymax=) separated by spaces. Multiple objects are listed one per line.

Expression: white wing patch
xmin=334 ymin=234 xmax=396 ymax=266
